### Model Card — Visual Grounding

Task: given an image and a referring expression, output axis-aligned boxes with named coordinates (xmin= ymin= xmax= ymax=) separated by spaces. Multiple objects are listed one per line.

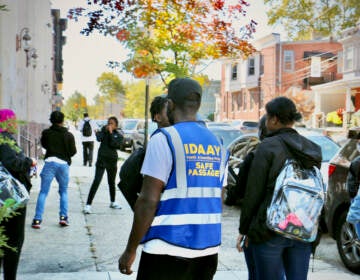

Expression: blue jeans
xmin=251 ymin=235 xmax=312 ymax=280
xmin=34 ymin=161 xmax=69 ymax=220
xmin=243 ymin=240 xmax=256 ymax=280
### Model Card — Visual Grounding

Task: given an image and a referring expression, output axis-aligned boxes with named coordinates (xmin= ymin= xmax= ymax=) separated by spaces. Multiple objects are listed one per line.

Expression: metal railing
xmin=18 ymin=123 xmax=46 ymax=159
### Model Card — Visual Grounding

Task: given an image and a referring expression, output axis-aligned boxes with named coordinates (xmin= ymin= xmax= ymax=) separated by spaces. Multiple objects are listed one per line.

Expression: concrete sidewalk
xmin=17 ymin=130 xmax=359 ymax=280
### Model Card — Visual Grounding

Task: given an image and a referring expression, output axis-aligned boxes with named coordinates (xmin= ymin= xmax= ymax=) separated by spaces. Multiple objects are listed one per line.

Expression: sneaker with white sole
xmin=83 ymin=205 xmax=92 ymax=214
xmin=109 ymin=202 xmax=121 ymax=209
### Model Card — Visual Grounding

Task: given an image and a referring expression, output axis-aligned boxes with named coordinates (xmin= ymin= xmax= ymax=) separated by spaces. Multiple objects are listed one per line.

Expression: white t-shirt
xmin=140 ymin=132 xmax=228 ymax=258
xmin=78 ymin=117 xmax=97 ymax=142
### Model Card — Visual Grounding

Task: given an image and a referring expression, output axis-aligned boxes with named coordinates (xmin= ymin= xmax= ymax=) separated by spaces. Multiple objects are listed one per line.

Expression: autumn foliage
xmin=68 ymin=0 xmax=257 ymax=84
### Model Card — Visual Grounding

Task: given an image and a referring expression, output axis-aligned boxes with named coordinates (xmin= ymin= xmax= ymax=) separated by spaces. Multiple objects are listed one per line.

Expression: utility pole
xmin=144 ymin=78 xmax=149 ymax=149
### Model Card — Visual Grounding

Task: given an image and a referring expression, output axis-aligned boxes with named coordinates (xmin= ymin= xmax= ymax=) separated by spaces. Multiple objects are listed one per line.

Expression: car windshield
xmin=209 ymin=128 xmax=243 ymax=147
xmin=242 ymin=121 xmax=258 ymax=127
xmin=306 ymin=135 xmax=340 ymax=161
xmin=121 ymin=120 xmax=139 ymax=130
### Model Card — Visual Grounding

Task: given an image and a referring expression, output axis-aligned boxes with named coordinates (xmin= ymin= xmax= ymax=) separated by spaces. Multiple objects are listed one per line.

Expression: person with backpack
xmin=118 ymin=95 xmax=169 ymax=210
xmin=234 ymin=115 xmax=267 ymax=280
xmin=78 ymin=113 xmax=97 ymax=167
xmin=238 ymin=97 xmax=322 ymax=280
xmin=83 ymin=116 xmax=124 ymax=214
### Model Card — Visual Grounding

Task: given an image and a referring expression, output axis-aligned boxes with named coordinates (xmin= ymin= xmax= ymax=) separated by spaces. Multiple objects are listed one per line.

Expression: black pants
xmin=136 ymin=251 xmax=218 ymax=280
xmin=86 ymin=158 xmax=117 ymax=205
xmin=0 ymin=207 xmax=26 ymax=280
xmin=82 ymin=141 xmax=94 ymax=166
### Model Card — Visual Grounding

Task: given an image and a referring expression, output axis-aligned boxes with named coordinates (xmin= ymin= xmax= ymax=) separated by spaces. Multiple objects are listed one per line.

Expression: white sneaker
xmin=83 ymin=205 xmax=92 ymax=214
xmin=109 ymin=202 xmax=121 ymax=209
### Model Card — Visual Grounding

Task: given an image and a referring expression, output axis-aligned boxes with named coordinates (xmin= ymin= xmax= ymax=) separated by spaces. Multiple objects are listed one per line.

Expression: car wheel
xmin=335 ymin=211 xmax=360 ymax=274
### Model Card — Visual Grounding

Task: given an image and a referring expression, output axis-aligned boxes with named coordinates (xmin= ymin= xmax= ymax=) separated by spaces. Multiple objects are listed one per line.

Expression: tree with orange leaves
xmin=68 ymin=0 xmax=256 ymax=86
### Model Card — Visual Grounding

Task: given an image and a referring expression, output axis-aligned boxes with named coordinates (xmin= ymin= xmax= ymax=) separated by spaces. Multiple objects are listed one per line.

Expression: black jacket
xmin=239 ymin=128 xmax=322 ymax=244
xmin=41 ymin=125 xmax=77 ymax=165
xmin=346 ymin=155 xmax=360 ymax=198
xmin=96 ymin=126 xmax=123 ymax=162
xmin=0 ymin=131 xmax=33 ymax=191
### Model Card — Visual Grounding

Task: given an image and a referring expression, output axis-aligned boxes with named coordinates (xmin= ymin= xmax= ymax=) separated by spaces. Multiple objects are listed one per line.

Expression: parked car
xmin=118 ymin=118 xmax=144 ymax=152
xmin=325 ymin=136 xmax=360 ymax=274
xmin=230 ymin=120 xmax=259 ymax=134
xmin=206 ymin=121 xmax=232 ymax=128
xmin=93 ymin=119 xmax=107 ymax=130
xmin=225 ymin=129 xmax=340 ymax=207
xmin=131 ymin=120 xmax=158 ymax=150
xmin=208 ymin=125 xmax=243 ymax=148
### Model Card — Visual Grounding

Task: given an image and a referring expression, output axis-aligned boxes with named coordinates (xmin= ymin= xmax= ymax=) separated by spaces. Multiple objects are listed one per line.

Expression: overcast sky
xmin=50 ymin=0 xmax=285 ymax=102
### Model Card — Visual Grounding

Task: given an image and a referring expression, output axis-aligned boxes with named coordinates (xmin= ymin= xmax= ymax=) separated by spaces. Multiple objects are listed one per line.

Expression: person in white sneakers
xmin=83 ymin=116 xmax=123 ymax=214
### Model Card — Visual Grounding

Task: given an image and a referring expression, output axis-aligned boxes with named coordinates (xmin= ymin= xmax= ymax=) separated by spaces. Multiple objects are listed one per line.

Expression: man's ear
xmin=167 ymin=99 xmax=175 ymax=110
xmin=153 ymin=113 xmax=160 ymax=123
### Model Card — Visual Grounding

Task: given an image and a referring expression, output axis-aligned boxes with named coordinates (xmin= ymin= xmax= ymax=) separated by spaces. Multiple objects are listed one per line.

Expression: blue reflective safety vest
xmin=141 ymin=122 xmax=228 ymax=249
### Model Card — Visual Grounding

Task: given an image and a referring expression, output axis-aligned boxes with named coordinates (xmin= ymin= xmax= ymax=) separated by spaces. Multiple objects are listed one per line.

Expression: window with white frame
xmin=260 ymin=54 xmax=264 ymax=75
xmin=250 ymin=91 xmax=255 ymax=110
xmin=237 ymin=92 xmax=243 ymax=109
xmin=283 ymin=50 xmax=294 ymax=72
xmin=344 ymin=46 xmax=354 ymax=72
xmin=232 ymin=64 xmax=238 ymax=80
xmin=232 ymin=93 xmax=235 ymax=111
xmin=337 ymin=51 xmax=343 ymax=73
xmin=243 ymin=92 xmax=247 ymax=110
xmin=248 ymin=58 xmax=255 ymax=75
xmin=259 ymin=88 xmax=264 ymax=109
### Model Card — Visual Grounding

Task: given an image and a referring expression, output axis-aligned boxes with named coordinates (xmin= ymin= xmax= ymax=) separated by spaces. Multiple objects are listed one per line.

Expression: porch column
xmin=344 ymin=87 xmax=352 ymax=129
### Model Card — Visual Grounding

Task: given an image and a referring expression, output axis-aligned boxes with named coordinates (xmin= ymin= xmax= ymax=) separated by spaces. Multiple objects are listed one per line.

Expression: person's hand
xmin=236 ymin=234 xmax=247 ymax=252
xmin=118 ymin=250 xmax=136 ymax=275
xmin=31 ymin=158 xmax=37 ymax=167
xmin=107 ymin=124 xmax=115 ymax=133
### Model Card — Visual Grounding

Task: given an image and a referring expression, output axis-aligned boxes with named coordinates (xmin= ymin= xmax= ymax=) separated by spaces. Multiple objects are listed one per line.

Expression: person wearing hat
xmin=0 ymin=109 xmax=36 ymax=280
xmin=32 ymin=111 xmax=76 ymax=229
xmin=118 ymin=78 xmax=229 ymax=279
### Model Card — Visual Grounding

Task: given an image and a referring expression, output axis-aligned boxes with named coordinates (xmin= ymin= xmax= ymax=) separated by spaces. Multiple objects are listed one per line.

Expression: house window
xmin=237 ymin=92 xmax=243 ymax=109
xmin=344 ymin=46 xmax=354 ymax=72
xmin=284 ymin=50 xmax=294 ymax=72
xmin=232 ymin=93 xmax=235 ymax=111
xmin=260 ymin=54 xmax=264 ymax=75
xmin=243 ymin=92 xmax=247 ymax=110
xmin=248 ymin=58 xmax=255 ymax=75
xmin=232 ymin=64 xmax=238 ymax=80
xmin=259 ymin=88 xmax=264 ymax=109
xmin=250 ymin=91 xmax=254 ymax=110
xmin=337 ymin=51 xmax=343 ymax=73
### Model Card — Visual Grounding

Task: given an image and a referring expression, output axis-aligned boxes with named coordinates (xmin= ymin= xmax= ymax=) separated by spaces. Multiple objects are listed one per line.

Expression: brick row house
xmin=219 ymin=33 xmax=343 ymax=126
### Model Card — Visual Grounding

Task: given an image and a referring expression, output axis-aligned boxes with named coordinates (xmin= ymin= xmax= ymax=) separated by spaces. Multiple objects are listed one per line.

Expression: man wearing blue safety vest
xmin=118 ymin=78 xmax=229 ymax=280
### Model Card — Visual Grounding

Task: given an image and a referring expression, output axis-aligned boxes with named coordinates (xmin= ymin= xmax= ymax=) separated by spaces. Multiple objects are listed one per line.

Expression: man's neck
xmin=173 ymin=112 xmax=197 ymax=124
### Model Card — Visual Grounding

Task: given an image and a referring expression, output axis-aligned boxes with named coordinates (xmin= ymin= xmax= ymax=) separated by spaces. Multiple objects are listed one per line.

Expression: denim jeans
xmin=34 ymin=161 xmax=69 ymax=220
xmin=348 ymin=197 xmax=360 ymax=239
xmin=243 ymin=240 xmax=256 ymax=280
xmin=251 ymin=235 xmax=312 ymax=280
